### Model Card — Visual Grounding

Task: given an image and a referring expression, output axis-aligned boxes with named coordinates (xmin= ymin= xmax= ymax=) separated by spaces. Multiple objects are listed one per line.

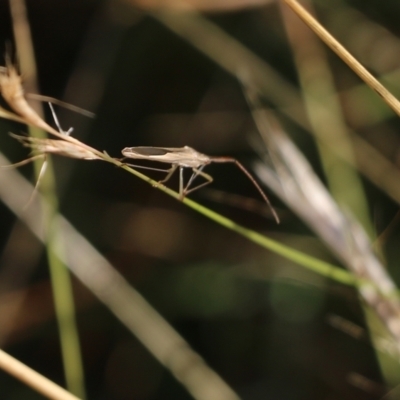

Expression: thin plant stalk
xmin=1 ymin=122 xmax=396 ymax=296
xmin=0 ymin=349 xmax=81 ymax=400
xmin=9 ymin=0 xmax=86 ymax=397
xmin=281 ymin=0 xmax=400 ymax=118
xmin=117 ymin=163 xmax=356 ymax=287
xmin=3 ymin=148 xmax=400 ymax=319
xmin=280 ymin=0 xmax=374 ymax=237
xmin=280 ymin=0 xmax=400 ymax=382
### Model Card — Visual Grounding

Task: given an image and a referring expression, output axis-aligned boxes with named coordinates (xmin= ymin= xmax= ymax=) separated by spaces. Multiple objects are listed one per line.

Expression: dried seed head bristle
xmin=0 ymin=63 xmax=61 ymax=136
xmin=0 ymin=63 xmax=23 ymax=104
xmin=9 ymin=134 xmax=100 ymax=160
xmin=0 ymin=62 xmax=102 ymax=163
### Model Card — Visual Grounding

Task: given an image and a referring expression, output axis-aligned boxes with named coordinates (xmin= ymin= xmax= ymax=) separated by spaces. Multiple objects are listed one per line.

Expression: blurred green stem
xmin=30 ymin=128 xmax=86 ymax=399
xmin=118 ymin=163 xmax=354 ymax=287
xmin=9 ymin=0 xmax=86 ymax=396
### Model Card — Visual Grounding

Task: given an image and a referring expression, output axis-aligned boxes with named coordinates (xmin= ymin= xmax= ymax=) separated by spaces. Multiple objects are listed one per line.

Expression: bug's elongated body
xmin=122 ymin=146 xmax=211 ymax=168
xmin=122 ymin=146 xmax=279 ymax=223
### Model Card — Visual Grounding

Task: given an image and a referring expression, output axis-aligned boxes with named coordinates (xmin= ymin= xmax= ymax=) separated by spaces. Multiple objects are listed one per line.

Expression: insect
xmin=121 ymin=146 xmax=279 ymax=223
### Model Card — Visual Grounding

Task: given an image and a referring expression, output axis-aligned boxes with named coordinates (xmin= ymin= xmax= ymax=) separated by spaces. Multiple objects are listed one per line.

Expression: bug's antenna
xmin=234 ymin=159 xmax=280 ymax=224
xmin=212 ymin=156 xmax=280 ymax=224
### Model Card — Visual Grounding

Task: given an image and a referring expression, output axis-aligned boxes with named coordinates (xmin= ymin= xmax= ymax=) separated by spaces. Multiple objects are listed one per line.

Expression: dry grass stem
xmin=0 ymin=62 xmax=112 ymax=207
xmin=280 ymin=0 xmax=373 ymax=234
xmin=0 ymin=105 xmax=26 ymax=124
xmin=0 ymin=63 xmax=104 ymax=159
xmin=0 ymin=63 xmax=59 ymax=135
xmin=4 ymin=132 xmax=100 ymax=206
xmin=0 ymin=349 xmax=81 ymax=400
xmin=282 ymin=0 xmax=400 ymax=118
xmin=9 ymin=133 xmax=101 ymax=161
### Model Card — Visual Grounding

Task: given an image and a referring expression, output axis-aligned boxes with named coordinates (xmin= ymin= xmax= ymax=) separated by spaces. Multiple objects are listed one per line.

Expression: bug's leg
xmin=185 ymin=165 xmax=204 ymax=189
xmin=178 ymin=166 xmax=184 ymax=200
xmin=122 ymin=162 xmax=172 ymax=173
xmin=48 ymin=102 xmax=73 ymax=135
xmin=183 ymin=166 xmax=213 ymax=196
xmin=158 ymin=164 xmax=178 ymax=184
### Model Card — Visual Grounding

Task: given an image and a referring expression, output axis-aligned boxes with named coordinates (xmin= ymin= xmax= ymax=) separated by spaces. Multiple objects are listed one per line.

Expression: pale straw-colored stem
xmin=0 ymin=349 xmax=80 ymax=400
xmin=282 ymin=0 xmax=400 ymax=118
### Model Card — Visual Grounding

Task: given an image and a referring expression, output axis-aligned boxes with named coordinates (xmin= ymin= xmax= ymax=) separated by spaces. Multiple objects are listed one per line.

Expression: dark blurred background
xmin=1 ymin=0 xmax=400 ymax=399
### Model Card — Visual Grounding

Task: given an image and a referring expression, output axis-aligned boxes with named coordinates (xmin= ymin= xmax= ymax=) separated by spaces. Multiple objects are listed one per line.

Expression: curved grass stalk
xmin=5 ymin=138 xmax=388 ymax=292
xmin=117 ymin=161 xmax=355 ymax=286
